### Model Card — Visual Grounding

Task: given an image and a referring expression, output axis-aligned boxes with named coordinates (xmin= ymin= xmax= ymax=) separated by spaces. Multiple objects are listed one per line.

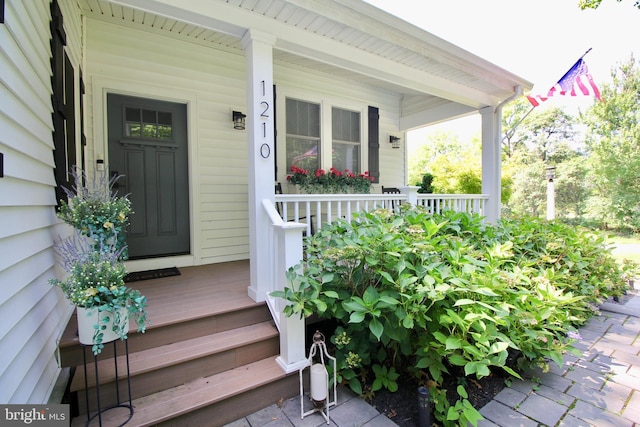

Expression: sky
xmin=362 ymin=0 xmax=640 ymax=148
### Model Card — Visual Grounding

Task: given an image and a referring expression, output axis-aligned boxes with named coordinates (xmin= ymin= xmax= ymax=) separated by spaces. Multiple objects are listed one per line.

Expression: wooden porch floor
xmin=60 ymin=260 xmax=256 ymax=348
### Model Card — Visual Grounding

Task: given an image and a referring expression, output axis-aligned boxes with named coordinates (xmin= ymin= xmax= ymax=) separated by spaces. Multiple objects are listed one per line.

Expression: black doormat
xmin=124 ymin=267 xmax=180 ymax=283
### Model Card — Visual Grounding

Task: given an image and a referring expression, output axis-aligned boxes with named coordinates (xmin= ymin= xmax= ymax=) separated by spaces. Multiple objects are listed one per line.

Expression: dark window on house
xmin=286 ymin=98 xmax=320 ymax=172
xmin=51 ymin=0 xmax=78 ymax=204
xmin=1 ymin=0 xmax=5 ymax=24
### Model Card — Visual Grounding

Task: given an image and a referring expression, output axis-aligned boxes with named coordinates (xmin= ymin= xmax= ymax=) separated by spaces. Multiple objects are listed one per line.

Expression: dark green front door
xmin=107 ymin=94 xmax=190 ymax=259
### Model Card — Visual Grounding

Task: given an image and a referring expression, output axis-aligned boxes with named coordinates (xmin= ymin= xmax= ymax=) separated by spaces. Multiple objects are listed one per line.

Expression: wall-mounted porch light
xmin=232 ymin=111 xmax=246 ymax=130
xmin=389 ymin=135 xmax=401 ymax=149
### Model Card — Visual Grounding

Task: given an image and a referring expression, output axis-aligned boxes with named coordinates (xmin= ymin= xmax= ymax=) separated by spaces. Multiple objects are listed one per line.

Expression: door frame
xmin=92 ymin=77 xmax=200 ymax=271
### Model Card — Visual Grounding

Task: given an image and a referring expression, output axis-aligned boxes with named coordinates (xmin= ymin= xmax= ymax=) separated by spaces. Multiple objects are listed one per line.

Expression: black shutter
xmin=273 ymin=84 xmax=277 ymax=180
xmin=50 ymin=0 xmax=76 ymax=204
xmin=1 ymin=0 xmax=5 ymax=24
xmin=368 ymin=106 xmax=380 ymax=183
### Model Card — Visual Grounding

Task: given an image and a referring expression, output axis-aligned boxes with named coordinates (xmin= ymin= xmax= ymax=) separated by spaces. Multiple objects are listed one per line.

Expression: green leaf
xmin=343 ymin=299 xmax=366 ymax=312
xmin=379 ymin=271 xmax=395 ymax=284
xmin=476 ymin=364 xmax=491 ymax=378
xmin=456 ymin=385 xmax=468 ymax=399
xmin=363 ymin=286 xmax=379 ymax=305
xmin=369 ymin=318 xmax=384 ymax=341
xmin=445 ymin=337 xmax=462 ymax=350
xmin=472 ymin=287 xmax=499 ymax=296
xmin=501 ymin=365 xmax=522 ymax=379
xmin=446 ymin=406 xmax=460 ymax=421
xmin=454 ymin=299 xmax=475 ymax=306
xmin=321 ymin=273 xmax=335 ymax=284
xmin=489 ymin=341 xmax=510 ymax=354
xmin=349 ymin=312 xmax=365 ymax=323
xmin=448 ymin=354 xmax=466 ymax=366
xmin=312 ymin=299 xmax=327 ymax=313
xmin=378 ymin=295 xmax=400 ymax=305
xmin=349 ymin=377 xmax=362 ymax=395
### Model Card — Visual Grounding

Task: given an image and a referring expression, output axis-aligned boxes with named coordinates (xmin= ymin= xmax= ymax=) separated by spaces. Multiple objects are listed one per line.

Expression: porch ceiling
xmin=79 ymin=0 xmax=532 ymax=120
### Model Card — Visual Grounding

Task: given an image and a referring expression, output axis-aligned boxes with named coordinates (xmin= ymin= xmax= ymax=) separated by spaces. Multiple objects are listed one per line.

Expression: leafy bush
xmin=273 ymin=207 xmax=636 ymax=426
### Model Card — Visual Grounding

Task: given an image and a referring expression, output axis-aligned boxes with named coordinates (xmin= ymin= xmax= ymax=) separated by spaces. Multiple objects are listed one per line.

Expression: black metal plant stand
xmin=82 ymin=339 xmax=134 ymax=426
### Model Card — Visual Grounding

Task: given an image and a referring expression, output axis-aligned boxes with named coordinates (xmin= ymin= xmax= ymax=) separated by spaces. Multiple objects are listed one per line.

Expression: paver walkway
xmin=479 ymin=290 xmax=640 ymax=427
xmin=227 ymin=290 xmax=640 ymax=427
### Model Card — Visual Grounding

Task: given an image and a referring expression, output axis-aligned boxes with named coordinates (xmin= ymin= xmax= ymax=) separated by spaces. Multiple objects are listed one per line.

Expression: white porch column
xmin=480 ymin=106 xmax=501 ymax=223
xmin=243 ymin=29 xmax=276 ymax=302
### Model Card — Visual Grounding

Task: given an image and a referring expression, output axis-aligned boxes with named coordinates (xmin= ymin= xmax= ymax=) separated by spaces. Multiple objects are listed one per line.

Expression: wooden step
xmin=71 ymin=321 xmax=279 ymax=411
xmin=70 ymin=357 xmax=299 ymax=427
xmin=59 ymin=261 xmax=263 ymax=368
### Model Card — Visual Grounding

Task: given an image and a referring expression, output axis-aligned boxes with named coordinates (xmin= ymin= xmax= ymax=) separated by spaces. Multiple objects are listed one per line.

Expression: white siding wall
xmin=85 ymin=21 xmax=406 ymax=266
xmin=0 ymin=0 xmax=80 ymax=403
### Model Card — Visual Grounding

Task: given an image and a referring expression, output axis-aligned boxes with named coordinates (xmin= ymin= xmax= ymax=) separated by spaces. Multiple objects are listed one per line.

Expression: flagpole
xmin=502 ymin=106 xmax=534 ymax=142
xmin=579 ymin=47 xmax=592 ymax=60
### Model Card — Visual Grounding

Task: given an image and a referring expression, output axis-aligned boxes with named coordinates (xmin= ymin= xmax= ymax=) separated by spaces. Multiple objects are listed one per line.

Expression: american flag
xmin=527 ymin=58 xmax=601 ymax=107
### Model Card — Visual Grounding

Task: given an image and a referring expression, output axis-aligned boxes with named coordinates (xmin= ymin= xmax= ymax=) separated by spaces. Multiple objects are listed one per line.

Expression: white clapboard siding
xmin=0 ymin=0 xmax=77 ymax=404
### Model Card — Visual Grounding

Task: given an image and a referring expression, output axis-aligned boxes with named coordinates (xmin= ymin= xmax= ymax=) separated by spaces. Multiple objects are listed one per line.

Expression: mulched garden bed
xmin=366 ymin=362 xmax=510 ymax=426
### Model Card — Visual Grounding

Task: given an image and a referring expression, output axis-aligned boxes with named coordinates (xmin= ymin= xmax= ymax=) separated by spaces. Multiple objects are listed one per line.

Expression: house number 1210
xmin=260 ymin=80 xmax=270 ymax=138
xmin=260 ymin=80 xmax=271 ymax=158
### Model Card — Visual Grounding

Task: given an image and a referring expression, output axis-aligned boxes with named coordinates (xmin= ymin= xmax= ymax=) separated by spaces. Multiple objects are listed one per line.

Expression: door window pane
xmin=125 ymin=107 xmax=173 ymax=140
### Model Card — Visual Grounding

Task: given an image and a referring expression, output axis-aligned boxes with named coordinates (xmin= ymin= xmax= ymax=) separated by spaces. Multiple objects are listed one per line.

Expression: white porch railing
xmin=264 ymin=188 xmax=489 ymax=373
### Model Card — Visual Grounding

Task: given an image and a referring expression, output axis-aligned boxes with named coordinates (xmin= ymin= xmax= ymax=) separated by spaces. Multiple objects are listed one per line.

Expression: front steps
xmin=58 ymin=262 xmax=299 ymax=427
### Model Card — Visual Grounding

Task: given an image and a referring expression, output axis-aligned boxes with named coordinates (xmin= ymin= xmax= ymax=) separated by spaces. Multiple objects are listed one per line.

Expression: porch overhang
xmin=84 ymin=0 xmax=532 ymax=125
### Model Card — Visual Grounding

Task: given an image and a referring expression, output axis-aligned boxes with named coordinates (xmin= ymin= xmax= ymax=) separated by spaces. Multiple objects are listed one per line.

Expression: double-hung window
xmin=286 ymin=98 xmax=320 ymax=172
xmin=332 ymin=107 xmax=361 ymax=173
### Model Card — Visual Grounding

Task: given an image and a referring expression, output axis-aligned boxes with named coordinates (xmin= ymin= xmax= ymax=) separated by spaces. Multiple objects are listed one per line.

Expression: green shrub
xmin=273 ymin=207 xmax=635 ymax=426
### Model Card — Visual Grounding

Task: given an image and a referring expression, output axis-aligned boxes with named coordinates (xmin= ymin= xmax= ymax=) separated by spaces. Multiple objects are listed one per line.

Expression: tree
xmin=555 ymin=157 xmax=591 ymax=218
xmin=417 ymin=173 xmax=434 ymax=193
xmin=579 ymin=0 xmax=640 ymax=10
xmin=581 ymin=56 xmax=640 ymax=230
xmin=502 ymin=97 xmax=534 ymax=158
xmin=523 ymin=107 xmax=577 ymax=162
xmin=502 ymin=98 xmax=577 ymax=161
xmin=503 ymin=103 xmax=586 ymax=216
xmin=503 ymin=152 xmax=546 ymax=217
xmin=408 ymin=131 xmax=466 ymax=187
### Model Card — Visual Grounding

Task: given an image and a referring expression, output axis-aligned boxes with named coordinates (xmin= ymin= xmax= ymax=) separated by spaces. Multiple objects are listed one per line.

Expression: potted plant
xmin=50 ymin=170 xmax=148 ymax=355
xmin=50 ymin=233 xmax=148 ymax=354
xmin=57 ymin=170 xmax=131 ymax=258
